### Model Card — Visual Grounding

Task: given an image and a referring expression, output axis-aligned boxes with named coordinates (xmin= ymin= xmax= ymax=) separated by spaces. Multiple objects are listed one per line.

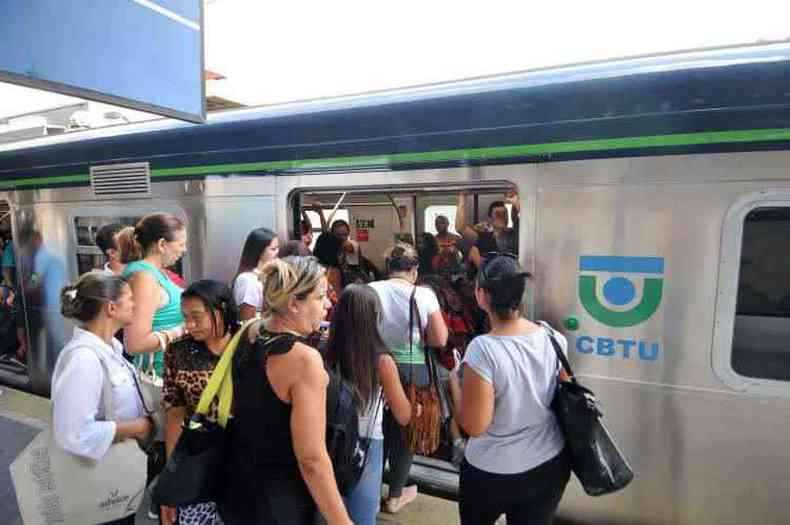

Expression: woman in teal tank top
xmin=122 ymin=213 xmax=188 ymax=376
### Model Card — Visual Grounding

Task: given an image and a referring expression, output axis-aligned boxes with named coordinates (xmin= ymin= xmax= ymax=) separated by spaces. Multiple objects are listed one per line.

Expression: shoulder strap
xmin=93 ymin=352 xmax=116 ymax=421
xmin=540 ymin=322 xmax=576 ymax=381
xmin=410 ymin=286 xmax=428 ymax=345
xmin=195 ymin=319 xmax=257 ymax=426
xmin=408 ymin=286 xmax=417 ymax=381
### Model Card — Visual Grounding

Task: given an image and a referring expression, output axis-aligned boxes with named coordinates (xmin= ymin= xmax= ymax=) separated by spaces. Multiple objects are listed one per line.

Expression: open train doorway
xmin=292 ymin=182 xmax=522 ymax=494
xmin=0 ymin=200 xmax=29 ymax=390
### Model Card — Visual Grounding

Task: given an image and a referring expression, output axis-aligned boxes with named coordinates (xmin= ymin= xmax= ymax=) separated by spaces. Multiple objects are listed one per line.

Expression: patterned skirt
xmin=177 ymin=502 xmax=220 ymax=525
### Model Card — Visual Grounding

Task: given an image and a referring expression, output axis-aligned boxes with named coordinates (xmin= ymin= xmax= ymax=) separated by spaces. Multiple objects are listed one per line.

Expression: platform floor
xmin=0 ymin=386 xmax=463 ymax=525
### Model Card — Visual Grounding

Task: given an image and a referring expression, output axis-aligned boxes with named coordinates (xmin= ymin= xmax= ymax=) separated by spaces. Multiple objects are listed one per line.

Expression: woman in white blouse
xmin=52 ymin=271 xmax=152 ymax=525
xmin=233 ymin=228 xmax=280 ymax=321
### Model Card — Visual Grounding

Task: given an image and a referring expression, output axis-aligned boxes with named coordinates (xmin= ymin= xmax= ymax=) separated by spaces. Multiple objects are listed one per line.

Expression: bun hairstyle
xmin=133 ymin=213 xmax=185 ymax=255
xmin=477 ymin=256 xmax=532 ymax=318
xmin=116 ymin=226 xmax=141 ymax=264
xmin=61 ymin=271 xmax=128 ymax=322
xmin=384 ymin=243 xmax=419 ymax=275
xmin=260 ymin=256 xmax=325 ymax=317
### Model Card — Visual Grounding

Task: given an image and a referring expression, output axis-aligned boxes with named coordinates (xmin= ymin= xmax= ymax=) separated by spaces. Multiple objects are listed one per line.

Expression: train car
xmin=2 ymin=42 xmax=790 ymax=524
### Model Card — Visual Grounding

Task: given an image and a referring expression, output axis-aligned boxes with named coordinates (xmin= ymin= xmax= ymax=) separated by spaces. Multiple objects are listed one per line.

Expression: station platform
xmin=0 ymin=386 xmax=461 ymax=525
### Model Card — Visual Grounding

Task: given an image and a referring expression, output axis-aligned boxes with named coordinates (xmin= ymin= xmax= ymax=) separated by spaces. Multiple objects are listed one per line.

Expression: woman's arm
xmin=290 ymin=349 xmax=352 ymax=525
xmin=163 ymin=407 xmax=185 ymax=457
xmin=238 ymin=304 xmax=257 ymax=322
xmin=114 ymin=418 xmax=153 ymax=442
xmin=309 ymin=203 xmax=329 ymax=233
xmin=458 ymin=366 xmax=495 ymax=437
xmin=425 ymin=310 xmax=448 ymax=348
xmin=123 ymin=271 xmax=169 ymax=354
xmin=378 ymin=354 xmax=411 ymax=426
xmin=469 ymin=246 xmax=483 ymax=269
xmin=162 ymin=344 xmax=186 ymax=458
xmin=53 ymin=352 xmax=150 ymax=460
xmin=456 ymin=193 xmax=477 ymax=241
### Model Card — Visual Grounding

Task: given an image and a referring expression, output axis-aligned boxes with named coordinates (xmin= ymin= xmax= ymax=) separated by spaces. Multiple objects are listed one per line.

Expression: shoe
xmin=382 ymin=485 xmax=418 ymax=514
xmin=451 ymin=438 xmax=467 ymax=466
xmin=7 ymin=356 xmax=26 ymax=368
xmin=147 ymin=504 xmax=159 ymax=520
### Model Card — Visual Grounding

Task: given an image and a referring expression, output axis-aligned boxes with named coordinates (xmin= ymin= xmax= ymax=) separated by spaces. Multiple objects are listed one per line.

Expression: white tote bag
xmin=138 ymin=352 xmax=165 ymax=441
xmin=10 ymin=354 xmax=147 ymax=525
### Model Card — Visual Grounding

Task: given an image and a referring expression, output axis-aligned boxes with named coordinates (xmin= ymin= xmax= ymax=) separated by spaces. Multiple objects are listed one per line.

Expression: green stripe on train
xmin=3 ymin=127 xmax=790 ymax=189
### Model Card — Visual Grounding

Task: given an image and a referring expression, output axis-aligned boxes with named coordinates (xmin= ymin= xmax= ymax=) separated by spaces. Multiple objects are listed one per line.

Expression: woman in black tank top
xmin=218 ymin=257 xmax=352 ymax=525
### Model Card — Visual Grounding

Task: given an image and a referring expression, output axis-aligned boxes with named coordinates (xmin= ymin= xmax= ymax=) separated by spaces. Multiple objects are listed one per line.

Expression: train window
xmin=731 ymin=207 xmax=790 ymax=382
xmin=72 ymin=215 xmax=185 ymax=277
xmin=424 ymin=205 xmax=458 ymax=235
xmin=303 ymin=209 xmax=349 ymax=251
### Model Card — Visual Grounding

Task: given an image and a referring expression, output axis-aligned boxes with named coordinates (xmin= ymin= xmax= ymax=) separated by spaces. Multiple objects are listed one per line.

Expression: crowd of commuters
xmin=46 ymin=192 xmax=571 ymax=525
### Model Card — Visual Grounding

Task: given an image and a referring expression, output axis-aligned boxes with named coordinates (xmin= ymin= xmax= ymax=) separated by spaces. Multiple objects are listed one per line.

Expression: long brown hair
xmin=326 ymin=284 xmax=387 ymax=411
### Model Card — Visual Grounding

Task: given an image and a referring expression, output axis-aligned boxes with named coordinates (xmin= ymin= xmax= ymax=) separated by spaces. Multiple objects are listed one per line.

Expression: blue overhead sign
xmin=0 ymin=0 xmax=205 ymax=123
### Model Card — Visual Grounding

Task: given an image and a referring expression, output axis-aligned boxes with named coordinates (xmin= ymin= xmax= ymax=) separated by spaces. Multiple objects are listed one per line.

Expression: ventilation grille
xmin=90 ymin=162 xmax=151 ymax=198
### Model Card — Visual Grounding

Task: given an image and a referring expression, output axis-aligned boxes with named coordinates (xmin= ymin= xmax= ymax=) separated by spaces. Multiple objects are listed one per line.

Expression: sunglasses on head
xmin=480 ymin=251 xmax=530 ymax=284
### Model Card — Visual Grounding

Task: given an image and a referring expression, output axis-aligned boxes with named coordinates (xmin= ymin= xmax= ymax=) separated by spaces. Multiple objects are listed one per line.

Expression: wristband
xmin=154 ymin=331 xmax=167 ymax=352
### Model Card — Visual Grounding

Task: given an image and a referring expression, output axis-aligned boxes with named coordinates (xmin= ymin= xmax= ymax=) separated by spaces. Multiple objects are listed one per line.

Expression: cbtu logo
xmin=578 ymin=256 xmax=664 ymax=328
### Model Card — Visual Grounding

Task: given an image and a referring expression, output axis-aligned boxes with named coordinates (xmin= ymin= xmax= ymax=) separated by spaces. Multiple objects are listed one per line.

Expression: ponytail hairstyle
xmin=133 ymin=213 xmax=185 ymax=256
xmin=384 ymin=242 xmax=419 ymax=275
xmin=116 ymin=226 xmax=141 ymax=264
xmin=476 ymin=255 xmax=532 ymax=319
xmin=236 ymin=227 xmax=278 ymax=275
xmin=181 ymin=279 xmax=239 ymax=338
xmin=326 ymin=284 xmax=386 ymax=410
xmin=61 ymin=271 xmax=128 ymax=322
xmin=260 ymin=256 xmax=325 ymax=317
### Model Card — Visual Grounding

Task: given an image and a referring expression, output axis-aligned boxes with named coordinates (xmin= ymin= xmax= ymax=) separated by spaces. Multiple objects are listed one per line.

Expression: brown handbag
xmin=403 ymin=286 xmax=443 ymax=455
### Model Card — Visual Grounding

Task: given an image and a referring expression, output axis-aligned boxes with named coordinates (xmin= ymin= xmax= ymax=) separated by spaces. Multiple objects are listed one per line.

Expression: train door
xmin=293 ymin=183 xmax=521 ymax=492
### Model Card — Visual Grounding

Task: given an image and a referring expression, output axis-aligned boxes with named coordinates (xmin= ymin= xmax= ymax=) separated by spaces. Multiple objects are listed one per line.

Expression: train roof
xmin=2 ymin=42 xmax=790 ymax=188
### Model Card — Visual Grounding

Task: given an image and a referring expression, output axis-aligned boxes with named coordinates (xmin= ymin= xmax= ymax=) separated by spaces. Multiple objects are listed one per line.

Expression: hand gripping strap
xmin=195 ymin=319 xmax=258 ymax=427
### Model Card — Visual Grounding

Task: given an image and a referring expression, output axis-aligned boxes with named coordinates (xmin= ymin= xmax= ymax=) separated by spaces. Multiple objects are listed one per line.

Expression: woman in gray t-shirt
xmin=449 ymin=255 xmax=570 ymax=525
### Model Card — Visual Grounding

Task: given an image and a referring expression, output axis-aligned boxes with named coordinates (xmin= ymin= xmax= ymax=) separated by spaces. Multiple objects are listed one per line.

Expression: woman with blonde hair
xmin=219 ymin=256 xmax=352 ymax=525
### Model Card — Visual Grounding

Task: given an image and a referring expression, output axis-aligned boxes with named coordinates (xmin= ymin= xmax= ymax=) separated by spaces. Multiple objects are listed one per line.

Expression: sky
xmin=1 ymin=0 xmax=790 ymax=122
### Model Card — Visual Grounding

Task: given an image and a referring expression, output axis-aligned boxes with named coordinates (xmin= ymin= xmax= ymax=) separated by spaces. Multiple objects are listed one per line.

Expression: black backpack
xmin=325 ymin=368 xmax=378 ymax=496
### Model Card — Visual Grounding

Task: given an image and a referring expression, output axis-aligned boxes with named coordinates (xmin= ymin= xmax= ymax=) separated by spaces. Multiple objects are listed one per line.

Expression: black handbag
xmin=544 ymin=324 xmax=634 ymax=496
xmin=152 ymin=416 xmax=229 ymax=506
xmin=152 ymin=320 xmax=256 ymax=506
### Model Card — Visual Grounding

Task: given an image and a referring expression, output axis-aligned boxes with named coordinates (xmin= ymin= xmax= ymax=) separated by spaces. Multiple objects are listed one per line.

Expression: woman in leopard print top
xmin=161 ymin=279 xmax=239 ymax=525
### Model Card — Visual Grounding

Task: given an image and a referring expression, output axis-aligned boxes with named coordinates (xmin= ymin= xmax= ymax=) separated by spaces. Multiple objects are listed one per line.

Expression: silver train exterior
xmin=1 ymin=43 xmax=790 ymax=524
